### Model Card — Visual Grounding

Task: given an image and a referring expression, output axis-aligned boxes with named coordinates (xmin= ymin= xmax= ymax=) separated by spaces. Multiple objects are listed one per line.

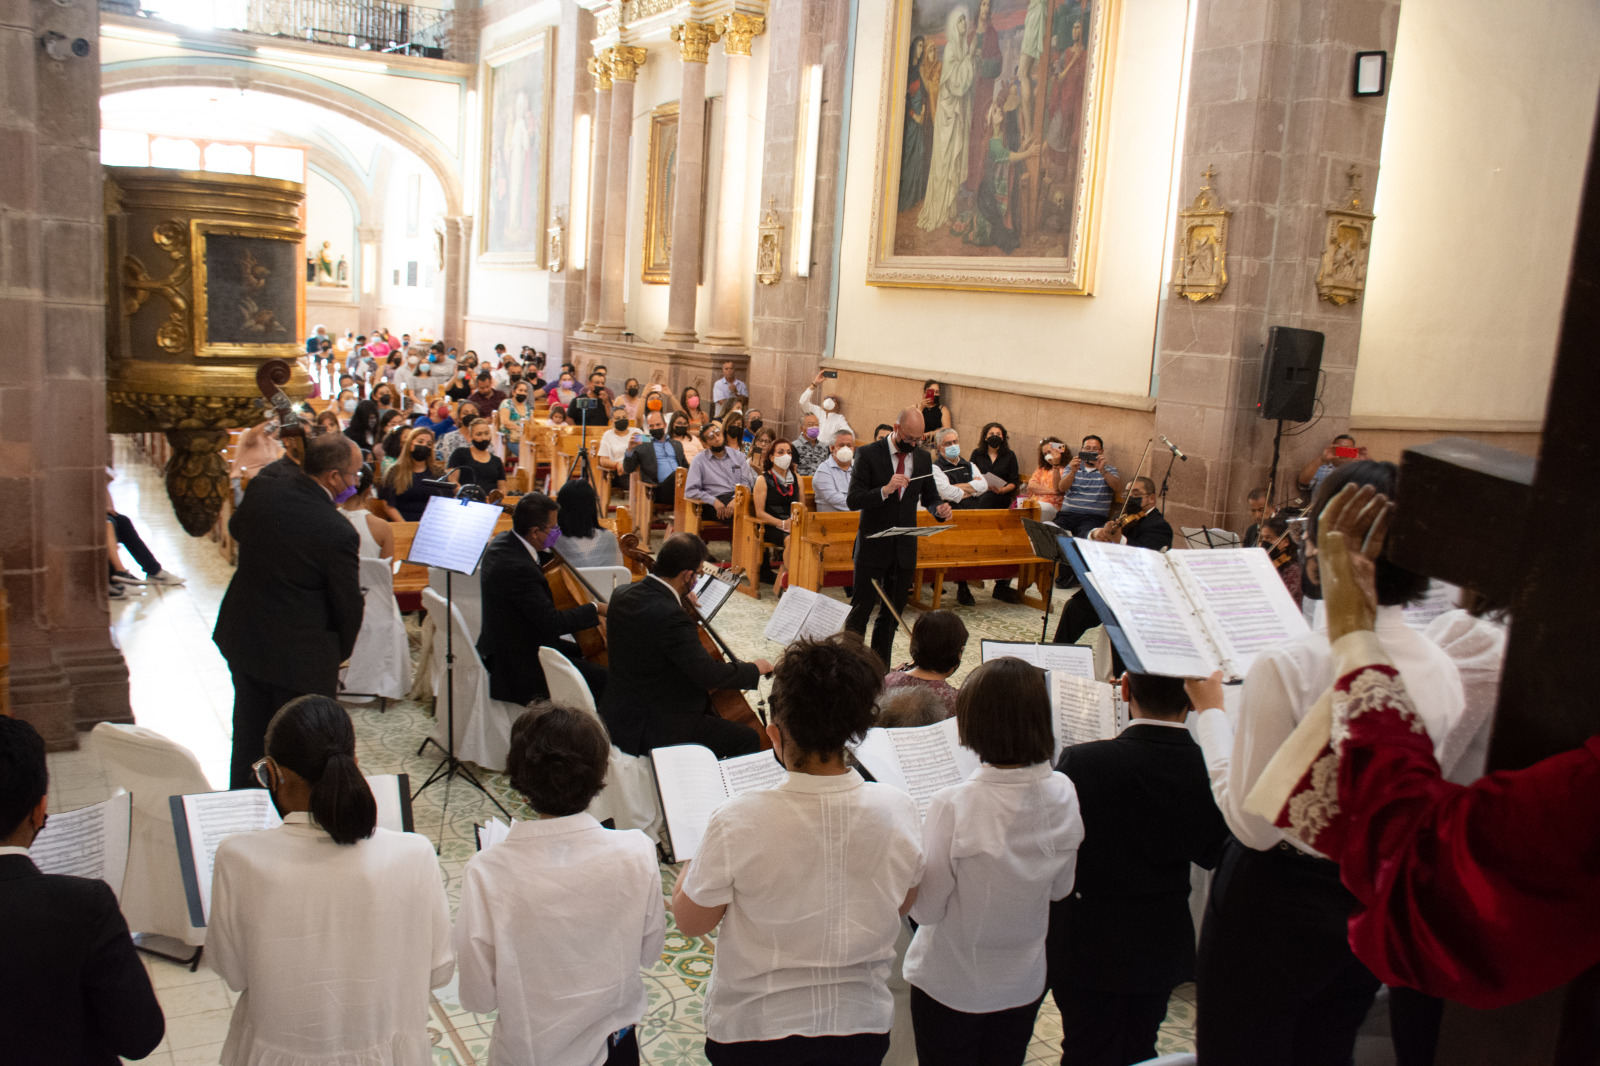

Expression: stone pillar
xmin=1152 ymin=0 xmax=1401 ymax=531
xmin=580 ymin=52 xmax=612 ymax=333
xmin=661 ymin=22 xmax=719 ymax=345
xmin=595 ymin=46 xmax=646 ymax=338
xmin=356 ymin=223 xmax=382 ymax=334
xmin=441 ymin=215 xmax=473 ymax=350
xmin=704 ymin=13 xmax=764 ymax=347
xmin=0 ymin=2 xmax=130 ymax=747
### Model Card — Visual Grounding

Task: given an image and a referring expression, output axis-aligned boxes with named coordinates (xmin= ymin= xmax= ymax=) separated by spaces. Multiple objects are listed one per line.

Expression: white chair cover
xmin=429 ymin=567 xmax=484 ymax=643
xmin=576 ymin=565 xmax=633 ymax=603
xmin=84 ymin=723 xmax=212 ymax=947
xmin=341 ymin=557 xmax=410 ymax=700
xmin=537 ymin=647 xmax=663 ymax=843
xmin=1130 ymin=1056 xmax=1195 ymax=1066
xmin=422 ymin=588 xmax=522 ymax=772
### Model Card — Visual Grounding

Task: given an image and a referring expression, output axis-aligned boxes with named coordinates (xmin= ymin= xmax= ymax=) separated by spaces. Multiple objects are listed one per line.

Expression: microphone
xmin=1160 ymin=434 xmax=1188 ymax=461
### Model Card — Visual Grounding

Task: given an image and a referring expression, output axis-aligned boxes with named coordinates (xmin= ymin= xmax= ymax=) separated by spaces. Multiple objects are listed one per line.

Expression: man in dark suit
xmin=623 ymin=410 xmax=687 ymax=508
xmin=599 ymin=534 xmax=772 ymax=757
xmin=478 ymin=492 xmax=608 ymax=704
xmin=214 ymin=433 xmax=365 ymax=789
xmin=845 ymin=406 xmax=953 ymax=665
xmin=1046 ymin=672 xmax=1229 ymax=1066
xmin=1054 ymin=476 xmax=1174 ymax=650
xmin=0 ymin=717 xmax=166 ymax=1065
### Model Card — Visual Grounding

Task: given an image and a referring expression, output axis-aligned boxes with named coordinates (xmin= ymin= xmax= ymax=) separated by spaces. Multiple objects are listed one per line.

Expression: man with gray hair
xmin=811 ymin=429 xmax=856 ymax=513
xmin=928 ymin=426 xmax=988 ymax=605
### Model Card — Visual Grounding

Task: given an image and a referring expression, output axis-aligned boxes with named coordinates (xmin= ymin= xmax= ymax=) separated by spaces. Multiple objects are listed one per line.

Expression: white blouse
xmin=454 ymin=815 xmax=665 ymax=1066
xmin=904 ymin=763 xmax=1084 ymax=1013
xmin=209 ymin=813 xmax=454 ymax=1066
xmin=681 ymin=769 xmax=923 ymax=1044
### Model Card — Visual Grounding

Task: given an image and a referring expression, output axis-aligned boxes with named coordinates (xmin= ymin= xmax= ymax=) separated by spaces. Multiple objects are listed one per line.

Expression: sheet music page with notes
xmin=181 ymin=790 xmax=281 ymax=921
xmin=405 ymin=496 xmax=503 ymax=574
xmin=1049 ymin=673 xmax=1118 ymax=760
xmin=1168 ymin=548 xmax=1309 ymax=676
xmin=981 ymin=640 xmax=1096 ymax=678
xmin=763 ymin=586 xmax=818 ymax=644
xmin=651 ymin=747 xmax=787 ymax=861
xmin=717 ymin=750 xmax=788 ymax=796
xmin=853 ymin=719 xmax=980 ymax=820
xmin=1076 ymin=540 xmax=1220 ymax=678
xmin=29 ymin=793 xmax=132 ymax=894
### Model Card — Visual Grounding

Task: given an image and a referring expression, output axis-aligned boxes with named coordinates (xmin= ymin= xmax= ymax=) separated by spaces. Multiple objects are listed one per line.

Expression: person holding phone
xmin=920 ymin=380 xmax=949 ymax=433
xmin=1296 ymin=434 xmax=1364 ymax=502
xmin=1054 ymin=434 xmax=1124 ymax=540
xmin=801 ymin=368 xmax=853 ymax=443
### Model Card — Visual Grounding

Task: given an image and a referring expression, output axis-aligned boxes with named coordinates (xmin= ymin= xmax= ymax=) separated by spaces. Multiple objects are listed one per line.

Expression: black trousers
xmin=1055 ymin=511 xmax=1107 ymax=539
xmin=1195 ymin=840 xmax=1381 ymax=1065
xmin=228 ymin=667 xmax=331 ymax=790
xmin=1389 ymin=985 xmax=1444 ymax=1066
xmin=603 ymin=1026 xmax=639 ymax=1066
xmin=698 ymin=491 xmax=736 ymax=523
xmin=1050 ymin=986 xmax=1169 ymax=1066
xmin=1052 ymin=593 xmax=1125 ymax=675
xmin=108 ymin=512 xmax=161 ymax=577
xmin=910 ymin=985 xmax=1043 ymax=1066
xmin=705 ymin=1031 xmax=890 ymax=1066
xmin=683 ymin=711 xmax=763 ymax=758
xmin=845 ymin=558 xmax=912 ymax=666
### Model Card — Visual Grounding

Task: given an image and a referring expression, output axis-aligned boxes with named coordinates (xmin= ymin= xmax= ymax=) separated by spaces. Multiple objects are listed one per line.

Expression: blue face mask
xmin=943 ymin=444 xmax=961 ymax=461
xmin=428 ymin=353 xmax=438 ymax=363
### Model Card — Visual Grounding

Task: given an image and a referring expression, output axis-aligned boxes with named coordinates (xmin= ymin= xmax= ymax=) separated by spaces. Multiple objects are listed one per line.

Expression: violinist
xmin=477 ymin=493 xmax=608 ymax=706
xmin=1260 ymin=511 xmax=1303 ymax=607
xmin=599 ymin=534 xmax=773 ymax=759
xmin=1056 ymin=478 xmax=1172 ymax=650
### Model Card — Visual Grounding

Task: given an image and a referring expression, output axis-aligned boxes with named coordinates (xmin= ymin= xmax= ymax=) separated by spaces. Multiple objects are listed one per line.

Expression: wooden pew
xmin=727 ymin=477 xmax=817 ymax=599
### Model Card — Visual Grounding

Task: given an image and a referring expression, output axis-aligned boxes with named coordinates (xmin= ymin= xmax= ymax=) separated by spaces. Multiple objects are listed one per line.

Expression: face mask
xmin=627 ymin=385 xmax=639 ymax=397
xmin=428 ymin=354 xmax=438 ymax=363
xmin=711 ymin=442 xmax=726 ymax=454
xmin=986 ymin=434 xmax=1004 ymax=449
xmin=411 ymin=445 xmax=432 ymax=461
xmin=514 ymin=393 xmax=528 ymax=403
xmin=835 ymin=446 xmax=854 ymax=464
xmin=614 ymin=418 xmax=628 ymax=432
xmin=646 ymin=398 xmax=662 ymax=412
xmin=671 ymin=424 xmax=688 ymax=437
xmin=822 ymin=398 xmax=837 ymax=412
xmin=343 ymin=400 xmax=357 ymax=413
xmin=773 ymin=453 xmax=792 ymax=471
xmin=333 ymin=482 xmax=358 ymax=505
xmin=805 ymin=426 xmax=820 ymax=440
xmin=509 ymin=373 xmax=523 ymax=383
xmin=687 ymin=395 xmax=700 ymax=409
xmin=748 ymin=418 xmax=764 ymax=433
xmin=943 ymin=443 xmax=961 ymax=461
xmin=560 ymin=379 xmax=574 ymax=389
xmin=895 ymin=433 xmax=917 ymax=454
xmin=649 ymin=426 xmax=666 ymax=440
xmin=407 ymin=357 xmax=419 ymax=368
xmin=541 ymin=526 xmax=561 ymax=550
xmin=472 ymin=438 xmax=491 ymax=451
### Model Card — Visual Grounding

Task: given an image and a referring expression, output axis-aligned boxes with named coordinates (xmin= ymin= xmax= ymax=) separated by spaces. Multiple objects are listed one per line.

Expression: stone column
xmin=580 ymin=52 xmax=612 ymax=333
xmin=441 ymin=215 xmax=473 ymax=350
xmin=704 ymin=13 xmax=764 ymax=347
xmin=660 ymin=22 xmax=719 ymax=345
xmin=595 ymin=46 xmax=646 ymax=337
xmin=356 ymin=223 xmax=382 ymax=334
xmin=1151 ymin=0 xmax=1401 ymax=531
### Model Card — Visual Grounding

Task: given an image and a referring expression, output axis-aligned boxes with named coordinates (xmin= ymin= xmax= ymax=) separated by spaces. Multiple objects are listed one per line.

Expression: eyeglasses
xmin=251 ymin=756 xmax=274 ymax=789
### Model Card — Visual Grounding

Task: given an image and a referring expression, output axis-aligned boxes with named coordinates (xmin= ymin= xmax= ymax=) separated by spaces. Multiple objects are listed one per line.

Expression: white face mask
xmin=772 ymin=453 xmax=792 ymax=471
xmin=821 ymin=397 xmax=836 ymax=412
xmin=834 ymin=446 xmax=853 ymax=464
xmin=342 ymin=399 xmax=357 ymax=413
xmin=407 ymin=356 xmax=419 ymax=368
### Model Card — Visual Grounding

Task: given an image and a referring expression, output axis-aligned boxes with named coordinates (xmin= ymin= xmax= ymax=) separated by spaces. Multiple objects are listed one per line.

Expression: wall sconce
xmin=1353 ymin=51 xmax=1387 ymax=97
xmin=570 ymin=113 xmax=592 ymax=270
xmin=794 ymin=64 xmax=823 ymax=278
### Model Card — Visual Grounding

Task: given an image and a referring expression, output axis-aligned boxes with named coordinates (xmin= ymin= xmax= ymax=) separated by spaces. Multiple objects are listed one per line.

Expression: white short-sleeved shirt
xmin=904 ymin=763 xmax=1084 ymax=1012
xmin=598 ymin=429 xmax=634 ymax=466
xmin=681 ymin=769 xmax=923 ymax=1044
xmin=455 ymin=815 xmax=665 ymax=1066
xmin=208 ymin=814 xmax=454 ymax=1066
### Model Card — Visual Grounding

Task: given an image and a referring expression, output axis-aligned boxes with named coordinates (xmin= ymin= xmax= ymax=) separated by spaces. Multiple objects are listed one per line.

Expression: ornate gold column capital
xmin=608 ymin=45 xmax=648 ymax=82
xmin=670 ymin=21 xmax=721 ymax=64
xmin=717 ymin=12 xmax=765 ymax=56
xmin=588 ymin=50 xmax=614 ymax=91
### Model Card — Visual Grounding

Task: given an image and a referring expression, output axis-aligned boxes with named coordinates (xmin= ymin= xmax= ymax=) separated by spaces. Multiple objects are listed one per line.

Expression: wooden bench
xmin=725 ymin=476 xmax=816 ymax=598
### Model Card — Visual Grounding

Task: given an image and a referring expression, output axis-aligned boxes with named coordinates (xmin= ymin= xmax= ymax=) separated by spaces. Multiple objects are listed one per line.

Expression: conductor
xmin=599 ymin=534 xmax=773 ymax=758
xmin=845 ymin=406 xmax=952 ymax=665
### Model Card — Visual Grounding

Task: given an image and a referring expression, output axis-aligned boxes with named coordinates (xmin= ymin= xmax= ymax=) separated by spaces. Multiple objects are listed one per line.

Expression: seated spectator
xmin=618 ymin=378 xmax=644 ymax=422
xmin=436 ymin=402 xmax=480 ymax=463
xmin=639 ymin=383 xmax=673 ymax=422
xmin=681 ymin=386 xmax=708 ymax=433
xmin=885 ymin=610 xmax=968 ymax=715
xmin=875 ymin=684 xmax=950 ymax=729
xmin=812 ymin=430 xmax=855 ymax=512
xmin=800 ymin=367 xmax=854 ymax=440
xmin=380 ymin=427 xmax=448 ymax=521
xmin=370 ymin=409 xmax=404 ymax=465
xmin=754 ymin=440 xmax=798 ymax=584
xmin=597 ymin=406 xmax=635 ymax=489
xmin=210 ymin=696 xmax=453 ymax=1066
xmin=548 ymin=404 xmax=570 ymax=427
xmin=371 ymin=381 xmax=399 ymax=412
xmin=448 ymin=417 xmax=507 ymax=496
xmin=875 ymin=423 xmax=894 ymax=442
xmin=673 ymin=411 xmax=703 ymax=461
xmin=792 ymin=412 xmax=830 ymax=476
xmin=496 ymin=380 xmax=533 ymax=463
xmin=928 ymin=428 xmax=988 ymax=604
xmin=455 ymin=705 xmax=664 ymax=1066
xmin=339 ymin=464 xmax=395 ymax=560
xmin=720 ymin=410 xmax=747 ymax=451
xmin=344 ymin=399 xmax=382 ymax=455
xmin=546 ymin=369 xmax=580 ymax=407
xmin=685 ymin=422 xmax=755 ymax=523
xmin=444 ymin=367 xmax=473 ymax=402
xmin=230 ymin=418 xmax=285 ymax=502
xmin=1055 ymin=434 xmax=1124 ymax=542
xmin=375 ymin=417 xmax=408 ymax=475
xmin=553 ymin=479 xmax=625 ymax=570
xmin=623 ymin=411 xmax=686 ymax=509
xmin=414 ymin=399 xmax=457 ymax=439
xmin=106 ymin=472 xmax=184 ymax=595
xmin=1024 ymin=437 xmax=1067 ymax=522
xmin=0 ymin=716 xmax=165 ymax=1064
xmin=747 ymin=427 xmax=778 ymax=471
xmin=582 ymin=371 xmax=615 ymax=412
xmin=315 ymin=407 xmax=343 ymax=436
xmin=467 ymin=370 xmax=506 ymax=421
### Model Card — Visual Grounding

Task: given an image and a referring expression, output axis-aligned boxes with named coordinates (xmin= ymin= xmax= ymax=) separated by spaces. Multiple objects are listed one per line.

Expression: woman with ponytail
xmin=455 ymin=704 xmax=665 ymax=1066
xmin=208 ymin=696 xmax=453 ymax=1066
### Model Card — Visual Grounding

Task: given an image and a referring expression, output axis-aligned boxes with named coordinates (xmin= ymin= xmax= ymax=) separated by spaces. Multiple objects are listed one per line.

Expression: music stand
xmin=1021 ymin=518 xmax=1069 ymax=643
xmin=406 ymin=495 xmax=509 ymax=822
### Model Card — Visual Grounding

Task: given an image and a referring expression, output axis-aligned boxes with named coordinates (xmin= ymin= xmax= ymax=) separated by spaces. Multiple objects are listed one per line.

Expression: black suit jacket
xmin=623 ymin=438 xmax=688 ymax=487
xmin=1124 ymin=507 xmax=1174 ymax=552
xmin=254 ymin=454 xmax=300 ymax=480
xmin=213 ymin=468 xmax=364 ymax=694
xmin=846 ymin=436 xmax=944 ymax=567
xmin=1048 ymin=723 xmax=1229 ymax=994
xmin=0 ymin=854 xmax=165 ymax=1065
xmin=598 ymin=577 xmax=760 ymax=755
xmin=476 ymin=530 xmax=601 ymax=704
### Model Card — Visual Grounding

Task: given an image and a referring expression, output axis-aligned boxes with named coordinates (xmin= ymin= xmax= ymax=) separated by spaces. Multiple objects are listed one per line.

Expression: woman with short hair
xmin=554 ymin=479 xmax=625 ymax=570
xmin=884 ymin=609 xmax=968 ymax=716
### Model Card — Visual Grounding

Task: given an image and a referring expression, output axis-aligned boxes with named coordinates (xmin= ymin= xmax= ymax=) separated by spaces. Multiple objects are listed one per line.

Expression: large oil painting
xmin=868 ymin=0 xmax=1118 ymax=293
xmin=482 ymin=34 xmax=552 ymax=264
xmin=192 ymin=222 xmax=303 ymax=357
xmin=642 ymin=101 xmax=712 ymax=284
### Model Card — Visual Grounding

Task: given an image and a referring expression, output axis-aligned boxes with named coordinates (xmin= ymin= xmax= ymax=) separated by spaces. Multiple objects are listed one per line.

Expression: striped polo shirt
xmin=1061 ymin=462 xmax=1121 ymax=517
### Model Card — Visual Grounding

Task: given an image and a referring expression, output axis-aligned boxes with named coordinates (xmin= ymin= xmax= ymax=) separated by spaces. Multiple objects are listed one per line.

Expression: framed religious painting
xmin=867 ymin=0 xmax=1120 ymax=294
xmin=189 ymin=219 xmax=305 ymax=359
xmin=642 ymin=100 xmax=713 ymax=284
xmin=480 ymin=31 xmax=553 ymax=266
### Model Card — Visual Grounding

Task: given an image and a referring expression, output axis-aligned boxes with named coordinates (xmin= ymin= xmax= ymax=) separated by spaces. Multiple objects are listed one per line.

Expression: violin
xmin=1265 ymin=533 xmax=1296 ymax=572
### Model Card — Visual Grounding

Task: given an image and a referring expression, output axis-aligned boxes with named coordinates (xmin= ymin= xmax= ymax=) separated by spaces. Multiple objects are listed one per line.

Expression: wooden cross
xmin=1386 ymin=98 xmax=1600 ymax=1065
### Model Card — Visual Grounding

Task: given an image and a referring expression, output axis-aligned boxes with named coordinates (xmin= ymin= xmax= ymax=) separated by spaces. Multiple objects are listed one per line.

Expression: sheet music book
xmin=1403 ymin=580 xmax=1460 ymax=631
xmin=691 ymin=570 xmax=738 ymax=623
xmin=30 ymin=792 xmax=132 ymax=895
xmin=404 ymin=496 xmax=503 ymax=576
xmin=763 ymin=586 xmax=852 ymax=645
xmin=867 ymin=525 xmax=953 ymax=539
xmin=852 ymin=718 xmax=980 ymax=820
xmin=649 ymin=745 xmax=788 ymax=861
xmin=1062 ymin=538 xmax=1308 ymax=681
xmin=171 ymin=774 xmax=414 ymax=926
xmin=1049 ymin=673 xmax=1127 ymax=760
xmin=980 ymin=640 xmax=1096 ymax=678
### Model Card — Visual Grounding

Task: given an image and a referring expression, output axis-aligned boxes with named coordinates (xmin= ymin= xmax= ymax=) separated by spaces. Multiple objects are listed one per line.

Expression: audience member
xmin=497 ymin=381 xmax=533 ymax=459
xmin=316 ymin=407 xmax=344 ymax=436
xmin=229 ymin=418 xmax=285 ymax=489
xmin=0 ymin=716 xmax=166 ymax=1065
xmin=920 ymin=379 xmax=949 ymax=433
xmin=747 ymin=426 xmax=778 ymax=471
xmin=874 ymin=685 xmax=949 ymax=729
xmin=370 ymin=381 xmax=399 ymax=412
xmin=1296 ymin=434 xmax=1362 ymax=502
xmin=415 ymin=399 xmax=457 ymax=439
xmin=624 ymin=410 xmax=686 ymax=510
xmin=1055 ymin=476 xmax=1172 ymax=649
xmin=448 ymin=416 xmax=507 ymax=496
xmin=620 ymin=377 xmax=644 ymax=422
xmin=713 ymin=359 xmax=748 ymax=417
xmin=379 ymin=427 xmax=448 ymax=522
xmin=375 ymin=416 xmax=408 ymax=474
xmin=585 ymin=371 xmax=616 ymax=411
xmin=547 ymin=369 xmax=580 ymax=406
xmin=905 ymin=657 xmax=1084 ymax=1066
xmin=371 ymin=409 xmax=404 ymax=464
xmin=929 ymin=427 xmax=988 ymax=605
xmin=1054 ymin=435 xmax=1124 ymax=539
xmin=640 ymin=383 xmax=672 ymax=420
xmin=344 ymin=398 xmax=382 ymax=455
xmin=812 ymin=430 xmax=856 ymax=512
xmin=884 ymin=609 xmax=967 ymax=715
xmin=875 ymin=424 xmax=894 ymax=442
xmin=444 ymin=367 xmax=473 ymax=402
xmin=753 ymin=440 xmax=798 ymax=582
xmin=1048 ymin=672 xmax=1228 ymax=1066
xmin=553 ymin=479 xmax=625 ymax=570
xmin=107 ymin=472 xmax=184 ymax=590
xmin=598 ymin=406 xmax=636 ymax=489
xmin=1023 ymin=438 xmax=1066 ymax=522
xmin=800 ymin=368 xmax=854 ymax=440
xmin=210 ymin=696 xmax=453 ymax=1064
xmin=681 ymin=385 xmax=708 ymax=432
xmin=792 ymin=412 xmax=829 ymax=476
xmin=456 ymin=705 xmax=665 ymax=1066
xmin=673 ymin=412 xmax=703 ymax=461
xmin=672 ymin=635 xmax=921 ymax=1065
xmin=339 ymin=464 xmax=395 ymax=560
xmin=548 ymin=403 xmax=570 ymax=427
xmin=685 ymin=423 xmax=755 ymax=522
xmin=435 ymin=402 xmax=480 ymax=462
xmin=720 ymin=411 xmax=747 ymax=452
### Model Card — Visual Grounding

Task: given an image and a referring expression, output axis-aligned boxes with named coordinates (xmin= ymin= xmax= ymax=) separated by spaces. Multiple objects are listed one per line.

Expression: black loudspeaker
xmin=1257 ymin=326 xmax=1324 ymax=422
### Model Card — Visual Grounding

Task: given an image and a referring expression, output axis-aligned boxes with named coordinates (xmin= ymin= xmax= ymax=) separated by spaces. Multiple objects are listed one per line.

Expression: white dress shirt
xmin=1424 ymin=608 xmax=1506 ymax=784
xmin=0 ymin=845 xmax=30 ymax=858
xmin=455 ymin=815 xmax=666 ymax=1066
xmin=927 ymin=459 xmax=986 ymax=508
xmin=798 ymin=386 xmax=854 ymax=441
xmin=681 ymin=769 xmax=923 ymax=1043
xmin=209 ymin=813 xmax=454 ymax=1066
xmin=1193 ymin=604 xmax=1465 ymax=855
xmin=904 ymin=763 xmax=1084 ymax=1013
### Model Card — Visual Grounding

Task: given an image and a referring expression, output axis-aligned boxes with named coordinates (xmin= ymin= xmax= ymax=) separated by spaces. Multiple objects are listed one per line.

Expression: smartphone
xmin=1078 ymin=451 xmax=1099 ymax=464
xmin=1334 ymin=446 xmax=1360 ymax=459
xmin=821 ymin=369 xmax=838 ymax=379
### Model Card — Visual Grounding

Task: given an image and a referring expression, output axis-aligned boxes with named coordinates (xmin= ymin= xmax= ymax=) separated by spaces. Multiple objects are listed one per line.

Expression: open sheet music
xmin=692 ymin=570 xmax=738 ymax=623
xmin=1064 ymin=539 xmax=1308 ymax=681
xmin=1049 ymin=673 xmax=1128 ymax=760
xmin=405 ymin=496 xmax=502 ymax=575
xmin=763 ymin=586 xmax=852 ymax=645
xmin=171 ymin=774 xmax=413 ymax=926
xmin=867 ymin=525 xmax=953 ymax=539
xmin=649 ymin=746 xmax=788 ymax=861
xmin=852 ymin=719 xmax=981 ymax=820
xmin=30 ymin=792 xmax=132 ymax=894
xmin=980 ymin=640 xmax=1096 ymax=678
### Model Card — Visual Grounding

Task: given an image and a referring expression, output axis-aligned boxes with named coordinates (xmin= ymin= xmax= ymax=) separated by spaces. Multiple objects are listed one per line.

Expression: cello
xmin=541 ymin=552 xmax=610 ymax=665
xmin=618 ymin=534 xmax=771 ymax=749
xmin=255 ymin=359 xmax=307 ymax=465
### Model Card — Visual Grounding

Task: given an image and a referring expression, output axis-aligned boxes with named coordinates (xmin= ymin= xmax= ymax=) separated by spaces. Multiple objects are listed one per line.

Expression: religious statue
xmin=315 ymin=240 xmax=334 ymax=285
xmin=1316 ymin=167 xmax=1376 ymax=306
xmin=1173 ymin=165 xmax=1231 ymax=302
xmin=336 ymin=254 xmax=348 ymax=285
xmin=547 ymin=210 xmax=565 ymax=273
xmin=756 ymin=197 xmax=783 ymax=286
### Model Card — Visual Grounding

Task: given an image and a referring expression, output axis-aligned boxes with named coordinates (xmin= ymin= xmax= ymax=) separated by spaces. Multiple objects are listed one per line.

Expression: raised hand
xmin=1318 ymin=483 xmax=1392 ymax=642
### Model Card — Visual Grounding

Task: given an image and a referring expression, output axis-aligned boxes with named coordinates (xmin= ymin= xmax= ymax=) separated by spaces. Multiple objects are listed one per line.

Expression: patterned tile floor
xmin=91 ymin=438 xmax=1195 ymax=1065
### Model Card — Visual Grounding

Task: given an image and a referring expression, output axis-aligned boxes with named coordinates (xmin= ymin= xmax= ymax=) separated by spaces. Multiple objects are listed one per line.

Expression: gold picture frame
xmin=1316 ymin=167 xmax=1375 ymax=306
xmin=642 ymin=100 xmax=712 ymax=285
xmin=189 ymin=218 xmax=306 ymax=360
xmin=1172 ymin=166 xmax=1230 ymax=302
xmin=866 ymin=0 xmax=1121 ymax=294
xmin=479 ymin=30 xmax=554 ymax=267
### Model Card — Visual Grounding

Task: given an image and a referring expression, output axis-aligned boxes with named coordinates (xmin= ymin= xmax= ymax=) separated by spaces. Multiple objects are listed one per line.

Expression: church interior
xmin=3 ymin=0 xmax=1598 ymax=1062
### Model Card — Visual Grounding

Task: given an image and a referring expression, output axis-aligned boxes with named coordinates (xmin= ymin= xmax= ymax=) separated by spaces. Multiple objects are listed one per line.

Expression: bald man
xmin=844 ymin=406 xmax=952 ymax=665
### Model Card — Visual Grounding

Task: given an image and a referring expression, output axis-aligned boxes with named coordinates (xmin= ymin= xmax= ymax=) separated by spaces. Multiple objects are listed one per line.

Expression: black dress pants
xmin=1055 ymin=511 xmax=1107 ymax=539
xmin=1195 ymin=839 xmax=1381 ymax=1066
xmin=228 ymin=667 xmax=331 ymax=789
xmin=1051 ymin=986 xmax=1169 ymax=1066
xmin=910 ymin=985 xmax=1043 ymax=1066
xmin=845 ymin=558 xmax=911 ymax=666
xmin=705 ymin=1031 xmax=890 ymax=1066
xmin=109 ymin=512 xmax=161 ymax=576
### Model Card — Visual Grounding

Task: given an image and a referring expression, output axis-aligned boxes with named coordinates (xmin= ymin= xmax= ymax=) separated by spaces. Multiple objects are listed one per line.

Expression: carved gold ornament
xmin=718 ymin=12 xmax=765 ymax=56
xmin=608 ymin=45 xmax=648 ymax=83
xmin=548 ymin=210 xmax=565 ymax=273
xmin=670 ymin=20 xmax=721 ymax=64
xmin=1172 ymin=165 xmax=1231 ymax=303
xmin=757 ymin=197 xmax=783 ymax=286
xmin=1316 ymin=166 xmax=1376 ymax=306
xmin=121 ymin=219 xmax=192 ymax=352
xmin=588 ymin=52 xmax=613 ymax=92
